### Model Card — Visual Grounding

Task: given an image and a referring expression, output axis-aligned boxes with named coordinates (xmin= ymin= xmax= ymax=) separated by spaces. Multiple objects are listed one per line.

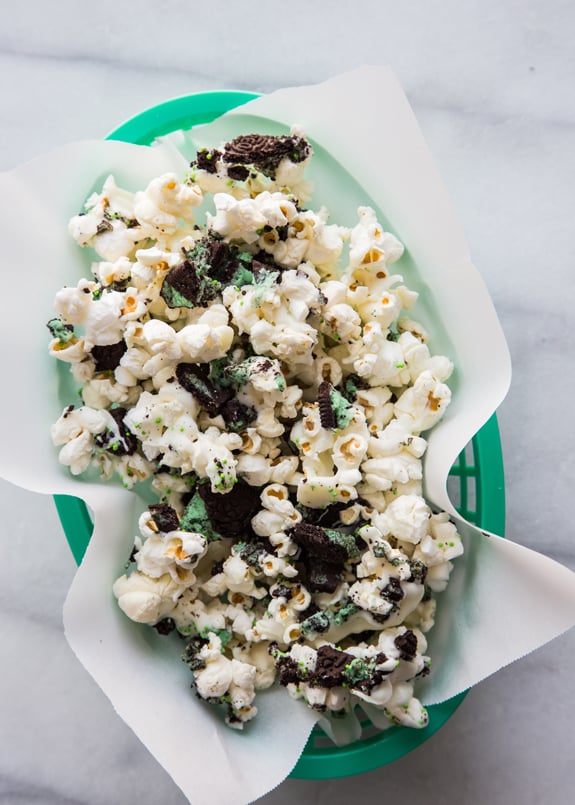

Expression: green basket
xmin=53 ymin=90 xmax=506 ymax=781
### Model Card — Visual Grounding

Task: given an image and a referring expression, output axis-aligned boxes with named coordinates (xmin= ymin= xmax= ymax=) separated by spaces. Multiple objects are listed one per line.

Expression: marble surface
xmin=1 ymin=1 xmax=574 ymax=803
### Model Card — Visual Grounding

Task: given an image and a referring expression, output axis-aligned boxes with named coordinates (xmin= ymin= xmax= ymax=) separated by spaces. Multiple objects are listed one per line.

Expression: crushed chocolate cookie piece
xmin=154 ymin=617 xmax=176 ymax=635
xmin=175 ymin=363 xmax=233 ymax=416
xmin=219 ymin=398 xmax=257 ymax=433
xmin=271 ymin=583 xmax=293 ymax=600
xmin=276 ymin=656 xmax=301 ymax=686
xmin=251 ymin=259 xmax=281 ymax=283
xmin=47 ymin=317 xmax=75 ymax=344
xmin=222 ymin=133 xmax=311 ymax=178
xmin=149 ymin=503 xmax=180 ymax=533
xmin=198 ymin=480 xmax=261 ymax=538
xmin=211 ymin=560 xmax=224 ymax=576
xmin=91 ymin=340 xmax=127 ymax=372
xmin=162 ymin=237 xmax=256 ymax=309
xmin=96 ymin=218 xmax=113 ymax=234
xmin=182 ymin=635 xmax=209 ymax=670
xmin=350 ymin=630 xmax=377 ymax=644
xmin=408 ymin=559 xmax=428 ymax=584
xmin=227 ymin=164 xmax=250 ymax=181
xmin=206 ymin=240 xmax=250 ymax=286
xmin=300 ymin=610 xmax=331 ymax=637
xmin=394 ymin=629 xmax=418 ymax=661
xmin=235 ymin=540 xmax=268 ymax=569
xmin=290 ymin=521 xmax=360 ymax=564
xmin=341 ymin=373 xmax=367 ymax=402
xmin=180 ymin=490 xmax=222 ymax=541
xmin=194 ymin=148 xmax=221 ymax=174
xmin=94 ymin=407 xmax=137 ymax=455
xmin=312 ymin=645 xmax=354 ymax=688
xmin=381 ymin=577 xmax=404 ymax=604
xmin=306 ymin=558 xmax=342 ymax=594
xmin=290 ymin=521 xmax=346 ymax=563
xmin=161 ymin=254 xmax=218 ymax=309
xmin=297 ymin=601 xmax=320 ymax=622
xmin=318 ymin=381 xmax=336 ymax=429
xmin=110 ymin=279 xmax=129 ymax=292
xmin=297 ymin=501 xmax=349 ymax=528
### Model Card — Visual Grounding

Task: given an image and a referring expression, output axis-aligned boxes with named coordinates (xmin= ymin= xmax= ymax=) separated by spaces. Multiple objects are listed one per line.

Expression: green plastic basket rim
xmin=52 ymin=89 xmax=506 ymax=781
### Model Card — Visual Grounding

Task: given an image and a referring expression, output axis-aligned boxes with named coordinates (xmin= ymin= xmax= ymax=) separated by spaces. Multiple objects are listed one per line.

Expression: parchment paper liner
xmin=1 ymin=67 xmax=574 ymax=804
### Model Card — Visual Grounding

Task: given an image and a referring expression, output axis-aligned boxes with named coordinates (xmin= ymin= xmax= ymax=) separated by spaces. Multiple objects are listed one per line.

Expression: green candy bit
xmin=324 ymin=528 xmax=361 ymax=560
xmin=180 ymin=490 xmax=221 ymax=541
xmin=229 ymin=264 xmax=255 ymax=288
xmin=161 ymin=283 xmax=197 ymax=309
xmin=300 ymin=610 xmax=331 ymax=638
xmin=46 ymin=317 xmax=75 ymax=345
xmin=332 ymin=599 xmax=359 ymax=626
xmin=202 ymin=627 xmax=232 ymax=649
xmin=250 ymin=269 xmax=280 ymax=307
xmin=329 ymin=387 xmax=354 ymax=429
xmin=343 ymin=657 xmax=372 ymax=685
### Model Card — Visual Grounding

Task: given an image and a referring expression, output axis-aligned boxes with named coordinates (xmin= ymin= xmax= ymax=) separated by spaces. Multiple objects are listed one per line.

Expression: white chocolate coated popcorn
xmin=49 ymin=129 xmax=463 ymax=736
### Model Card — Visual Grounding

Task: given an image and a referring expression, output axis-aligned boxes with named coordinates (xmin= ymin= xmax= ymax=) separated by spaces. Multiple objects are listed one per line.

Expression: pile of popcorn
xmin=48 ymin=129 xmax=463 ymax=732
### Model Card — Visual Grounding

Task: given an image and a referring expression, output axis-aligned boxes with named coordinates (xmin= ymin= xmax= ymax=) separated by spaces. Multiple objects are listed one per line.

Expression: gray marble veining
xmin=1 ymin=1 xmax=574 ymax=803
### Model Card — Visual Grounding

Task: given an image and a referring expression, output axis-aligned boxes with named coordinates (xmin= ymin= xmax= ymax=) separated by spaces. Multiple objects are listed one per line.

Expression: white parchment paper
xmin=1 ymin=67 xmax=574 ymax=804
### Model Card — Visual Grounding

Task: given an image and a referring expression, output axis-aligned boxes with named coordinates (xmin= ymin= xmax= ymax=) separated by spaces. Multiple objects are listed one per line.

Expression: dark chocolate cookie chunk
xmin=222 ymin=133 xmax=311 ymax=178
xmin=91 ymin=340 xmax=127 ymax=371
xmin=297 ymin=501 xmax=349 ymax=528
xmin=198 ymin=480 xmax=262 ymax=538
xmin=226 ymin=164 xmax=250 ymax=181
xmin=394 ymin=629 xmax=418 ymax=661
xmin=312 ymin=645 xmax=354 ymax=688
xmin=275 ymin=656 xmax=301 ymax=686
xmin=318 ymin=381 xmax=336 ymax=430
xmin=153 ymin=617 xmax=176 ymax=635
xmin=300 ymin=610 xmax=331 ymax=638
xmin=180 ymin=490 xmax=222 ymax=541
xmin=161 ymin=255 xmax=219 ymax=309
xmin=149 ymin=503 xmax=180 ymax=533
xmin=306 ymin=558 xmax=342 ymax=594
xmin=271 ymin=583 xmax=293 ymax=600
xmin=408 ymin=559 xmax=428 ymax=584
xmin=194 ymin=148 xmax=221 ymax=174
xmin=381 ymin=577 xmax=404 ymax=604
xmin=290 ymin=522 xmax=360 ymax=564
xmin=94 ymin=407 xmax=137 ymax=455
xmin=205 ymin=240 xmax=251 ymax=286
xmin=176 ymin=363 xmax=233 ymax=416
xmin=219 ymin=398 xmax=257 ymax=433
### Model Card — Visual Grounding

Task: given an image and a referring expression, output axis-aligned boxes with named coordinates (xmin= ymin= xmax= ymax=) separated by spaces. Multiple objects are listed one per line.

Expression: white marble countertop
xmin=1 ymin=1 xmax=574 ymax=803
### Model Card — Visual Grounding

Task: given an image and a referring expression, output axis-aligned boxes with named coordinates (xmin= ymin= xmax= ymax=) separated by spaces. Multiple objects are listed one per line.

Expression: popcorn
xmin=113 ymin=571 xmax=183 ymax=624
xmin=49 ymin=128 xmax=463 ymax=737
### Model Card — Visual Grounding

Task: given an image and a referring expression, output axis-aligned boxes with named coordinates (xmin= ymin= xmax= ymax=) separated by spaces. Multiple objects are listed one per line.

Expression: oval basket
xmin=53 ymin=90 xmax=506 ymax=781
